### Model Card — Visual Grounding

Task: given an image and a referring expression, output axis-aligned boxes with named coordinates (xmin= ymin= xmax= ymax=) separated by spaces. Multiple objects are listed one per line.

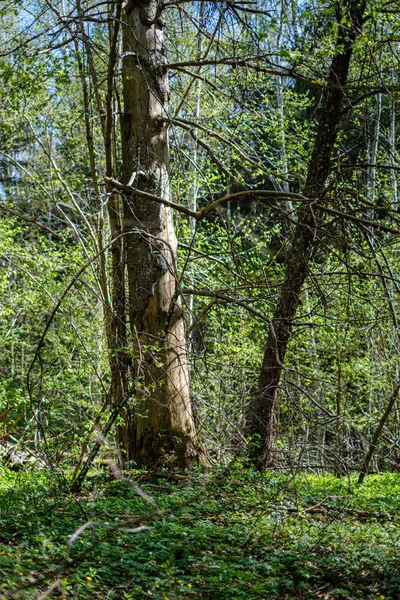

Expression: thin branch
xmin=0 ymin=203 xmax=61 ymax=239
xmin=317 ymin=203 xmax=400 ymax=234
xmin=105 ymin=177 xmax=199 ymax=217
xmin=104 ymin=177 xmax=305 ymax=219
xmin=337 ymin=163 xmax=400 ymax=172
xmin=182 ymin=287 xmax=273 ymax=326
xmin=171 ymin=116 xmax=286 ymax=180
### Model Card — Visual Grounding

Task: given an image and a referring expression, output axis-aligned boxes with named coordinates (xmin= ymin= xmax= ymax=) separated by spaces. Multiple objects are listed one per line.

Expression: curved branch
xmin=104 ymin=177 xmax=306 ymax=220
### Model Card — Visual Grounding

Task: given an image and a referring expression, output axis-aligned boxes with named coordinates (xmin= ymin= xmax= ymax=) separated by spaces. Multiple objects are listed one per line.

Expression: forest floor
xmin=0 ymin=464 xmax=399 ymax=599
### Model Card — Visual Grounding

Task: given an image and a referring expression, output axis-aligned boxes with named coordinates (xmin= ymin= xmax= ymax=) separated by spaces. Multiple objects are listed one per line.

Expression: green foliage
xmin=1 ymin=468 xmax=400 ymax=599
xmin=0 ymin=218 xmax=106 ymax=457
xmin=1 ymin=4 xmax=400 ymax=598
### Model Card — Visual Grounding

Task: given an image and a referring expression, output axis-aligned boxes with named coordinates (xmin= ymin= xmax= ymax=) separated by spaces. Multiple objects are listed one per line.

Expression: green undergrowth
xmin=0 ymin=464 xmax=399 ymax=599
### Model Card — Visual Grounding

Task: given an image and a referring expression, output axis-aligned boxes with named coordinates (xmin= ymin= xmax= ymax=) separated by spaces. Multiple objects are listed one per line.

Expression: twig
xmin=0 ymin=203 xmax=61 ymax=239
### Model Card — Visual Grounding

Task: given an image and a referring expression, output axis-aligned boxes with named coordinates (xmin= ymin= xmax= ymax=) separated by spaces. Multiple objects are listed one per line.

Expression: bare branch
xmin=0 ymin=203 xmax=61 ymax=239
xmin=104 ymin=177 xmax=306 ymax=220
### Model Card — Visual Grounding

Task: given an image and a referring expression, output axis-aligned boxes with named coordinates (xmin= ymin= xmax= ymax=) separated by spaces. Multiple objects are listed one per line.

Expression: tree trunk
xmin=358 ymin=382 xmax=400 ymax=484
xmin=247 ymin=0 xmax=366 ymax=470
xmin=389 ymin=92 xmax=398 ymax=206
xmin=105 ymin=1 xmax=130 ymax=463
xmin=120 ymin=0 xmax=198 ymax=467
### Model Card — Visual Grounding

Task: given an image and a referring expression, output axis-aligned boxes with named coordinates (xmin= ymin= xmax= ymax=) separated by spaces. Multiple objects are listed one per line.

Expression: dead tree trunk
xmin=120 ymin=0 xmax=198 ymax=467
xmin=247 ymin=0 xmax=366 ymax=470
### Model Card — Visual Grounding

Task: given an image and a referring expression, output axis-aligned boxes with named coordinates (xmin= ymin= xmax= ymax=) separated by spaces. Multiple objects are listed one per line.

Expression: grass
xmin=0 ymin=463 xmax=399 ymax=599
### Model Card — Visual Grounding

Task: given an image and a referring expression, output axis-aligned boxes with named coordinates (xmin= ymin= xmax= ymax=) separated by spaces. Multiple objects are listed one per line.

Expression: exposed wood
xmin=120 ymin=0 xmax=199 ymax=467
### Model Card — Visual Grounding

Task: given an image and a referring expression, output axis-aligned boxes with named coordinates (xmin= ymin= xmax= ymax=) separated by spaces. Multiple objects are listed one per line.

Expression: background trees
xmin=0 ymin=0 xmax=400 ymax=478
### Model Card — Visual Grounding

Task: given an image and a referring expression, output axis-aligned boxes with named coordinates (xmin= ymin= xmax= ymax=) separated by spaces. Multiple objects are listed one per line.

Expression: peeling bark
xmin=120 ymin=0 xmax=198 ymax=467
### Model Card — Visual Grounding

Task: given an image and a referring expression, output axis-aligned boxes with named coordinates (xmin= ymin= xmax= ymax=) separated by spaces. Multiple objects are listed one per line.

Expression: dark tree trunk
xmin=106 ymin=5 xmax=131 ymax=457
xmin=248 ymin=0 xmax=366 ymax=470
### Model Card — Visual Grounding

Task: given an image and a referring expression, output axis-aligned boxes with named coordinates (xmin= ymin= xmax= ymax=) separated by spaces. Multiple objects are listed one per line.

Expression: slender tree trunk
xmin=358 ymin=382 xmax=400 ymax=483
xmin=276 ymin=0 xmax=290 ymax=198
xmin=366 ymin=43 xmax=382 ymax=234
xmin=247 ymin=0 xmax=366 ymax=469
xmin=104 ymin=1 xmax=130 ymax=460
xmin=389 ymin=93 xmax=398 ymax=206
xmin=367 ymin=88 xmax=382 ymax=205
xmin=276 ymin=1 xmax=293 ymax=225
xmin=188 ymin=2 xmax=204 ymax=355
xmin=120 ymin=0 xmax=198 ymax=467
xmin=75 ymin=0 xmax=129 ymax=466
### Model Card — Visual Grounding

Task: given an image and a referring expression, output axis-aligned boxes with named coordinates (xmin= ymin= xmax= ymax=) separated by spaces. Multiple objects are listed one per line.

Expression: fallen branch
xmin=139 ymin=470 xmax=197 ymax=482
